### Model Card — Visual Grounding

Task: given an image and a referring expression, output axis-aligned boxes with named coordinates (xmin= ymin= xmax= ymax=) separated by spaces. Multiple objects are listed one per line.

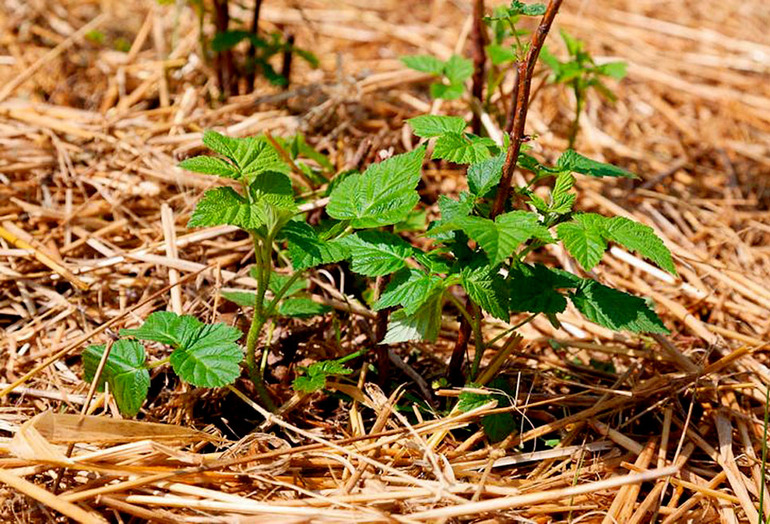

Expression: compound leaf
xmin=570 ymin=280 xmax=668 ymax=333
xmin=83 ymin=340 xmax=149 ymax=417
xmin=293 ymin=359 xmax=352 ymax=393
xmin=120 ymin=311 xmax=203 ymax=348
xmin=327 ymin=146 xmax=426 ymax=228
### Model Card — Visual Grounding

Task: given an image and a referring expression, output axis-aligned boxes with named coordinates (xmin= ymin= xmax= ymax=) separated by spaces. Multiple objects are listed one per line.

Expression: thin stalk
xmin=470 ymin=0 xmax=487 ymax=135
xmin=147 ymin=356 xmax=171 ymax=370
xmin=759 ymin=385 xmax=770 ymax=524
xmin=568 ymin=81 xmax=583 ymax=149
xmin=469 ymin=303 xmax=486 ymax=380
xmin=245 ymin=0 xmax=264 ymax=91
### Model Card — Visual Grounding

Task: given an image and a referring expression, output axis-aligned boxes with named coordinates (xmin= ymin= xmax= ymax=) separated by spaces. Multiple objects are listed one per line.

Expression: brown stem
xmin=213 ymin=0 xmax=235 ymax=98
xmin=470 ymin=0 xmax=487 ymax=135
xmin=492 ymin=0 xmax=563 ymax=218
xmin=281 ymin=33 xmax=295 ymax=90
xmin=245 ymin=0 xmax=264 ymax=92
xmin=448 ymin=0 xmax=563 ymax=385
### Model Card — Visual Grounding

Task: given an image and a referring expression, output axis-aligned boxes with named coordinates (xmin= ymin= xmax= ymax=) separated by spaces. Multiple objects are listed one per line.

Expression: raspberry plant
xmin=83 ymin=0 xmax=674 ymax=422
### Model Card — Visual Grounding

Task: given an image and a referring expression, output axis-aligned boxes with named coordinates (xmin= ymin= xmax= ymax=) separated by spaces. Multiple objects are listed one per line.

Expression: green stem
xmin=447 ymin=293 xmax=474 ymax=326
xmin=146 ymin=356 xmax=171 ymax=370
xmin=759 ymin=385 xmax=770 ymax=524
xmin=568 ymin=81 xmax=583 ymax=149
xmin=469 ymin=303 xmax=486 ymax=380
xmin=244 ymin=234 xmax=277 ymax=412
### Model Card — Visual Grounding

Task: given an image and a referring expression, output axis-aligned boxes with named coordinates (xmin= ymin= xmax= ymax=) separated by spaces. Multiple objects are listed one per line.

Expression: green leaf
xmin=461 ymin=263 xmax=509 ymax=321
xmin=486 ymin=43 xmax=517 ymax=65
xmin=83 ymin=340 xmax=150 ymax=417
xmin=202 ymin=130 xmax=241 ymax=164
xmin=293 ymin=359 xmax=353 ymax=393
xmin=557 ymin=150 xmax=636 ymax=179
xmin=570 ymin=280 xmax=668 ymax=333
xmin=430 ymin=82 xmax=465 ymax=100
xmin=509 ymin=0 xmax=547 ymax=16
xmin=597 ymin=61 xmax=627 ymax=80
xmin=394 ymin=209 xmax=428 ymax=233
xmin=170 ymin=323 xmax=243 ymax=388
xmin=508 ymin=263 xmax=579 ymax=314
xmin=468 ymin=152 xmax=505 ymax=197
xmin=433 ymin=133 xmax=494 ymax=164
xmin=373 ymin=268 xmax=444 ymax=315
xmin=249 ymin=172 xmax=296 ymax=210
xmin=604 ymin=217 xmax=676 ymax=275
xmin=401 ymin=54 xmax=445 ymax=75
xmin=483 ymin=411 xmax=516 ymax=442
xmin=268 ymin=272 xmax=307 ymax=297
xmin=220 ymin=290 xmax=258 ymax=307
xmin=283 ymin=221 xmax=350 ymax=271
xmin=178 ymin=156 xmax=239 ymax=179
xmin=443 ymin=54 xmax=473 ymax=84
xmin=457 ymin=380 xmax=516 ymax=442
xmin=211 ymin=30 xmax=251 ymax=52
xmin=457 ymin=388 xmax=491 ymax=412
xmin=382 ymin=288 xmax=445 ymax=344
xmin=456 ymin=211 xmax=552 ymax=266
xmin=120 ymin=311 xmax=203 ymax=348
xmin=327 ymin=146 xmax=426 ymax=228
xmin=550 ymin=172 xmax=576 ymax=214
xmin=187 ymin=187 xmax=263 ymax=230
xmin=556 ymin=213 xmax=608 ymax=271
xmin=342 ymin=230 xmax=415 ymax=277
xmin=278 ymin=297 xmax=331 ymax=318
xmin=408 ymin=115 xmax=466 ymax=138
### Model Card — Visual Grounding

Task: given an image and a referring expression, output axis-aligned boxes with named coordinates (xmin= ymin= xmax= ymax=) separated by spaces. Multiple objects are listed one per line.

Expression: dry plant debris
xmin=1 ymin=0 xmax=770 ymax=522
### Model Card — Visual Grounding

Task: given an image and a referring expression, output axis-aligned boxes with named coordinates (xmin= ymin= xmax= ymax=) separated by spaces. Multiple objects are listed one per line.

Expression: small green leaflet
xmin=570 ymin=280 xmax=668 ymax=333
xmin=556 ymin=213 xmax=608 ymax=271
xmin=268 ymin=272 xmax=307 ymax=296
xmin=293 ymin=360 xmax=352 ymax=393
xmin=249 ymin=172 xmax=296 ymax=211
xmin=341 ymin=230 xmax=415 ymax=276
xmin=121 ymin=312 xmax=243 ymax=388
xmin=178 ymin=155 xmax=238 ymax=179
xmin=457 ymin=379 xmax=516 ymax=442
xmin=400 ymin=54 xmax=445 ymax=75
xmin=121 ymin=311 xmax=203 ymax=348
xmin=557 ymin=213 xmax=676 ymax=274
xmin=486 ymin=0 xmax=547 ymax=19
xmin=408 ymin=115 xmax=466 ymax=138
xmin=597 ymin=61 xmax=628 ymax=80
xmin=220 ymin=290 xmax=258 ymax=307
xmin=443 ymin=55 xmax=473 ymax=85
xmin=83 ymin=340 xmax=150 ymax=417
xmin=428 ymin=193 xmax=474 ymax=241
xmin=486 ymin=44 xmax=517 ymax=65
xmin=453 ymin=211 xmax=552 ymax=266
xmin=168 ymin=323 xmax=243 ymax=388
xmin=549 ymin=173 xmax=576 ymax=214
xmin=187 ymin=187 xmax=263 ymax=229
xmin=603 ymin=216 xmax=677 ymax=275
xmin=382 ymin=288 xmax=445 ymax=344
xmin=394 ymin=209 xmax=428 ymax=233
xmin=282 ymin=221 xmax=350 ymax=271
xmin=278 ymin=298 xmax=331 ymax=318
xmin=467 ymin=152 xmax=505 ymax=197
xmin=373 ymin=268 xmax=444 ymax=315
xmin=327 ymin=146 xmax=426 ymax=228
xmin=556 ymin=150 xmax=636 ymax=179
xmin=433 ymin=133 xmax=496 ymax=164
xmin=188 ymin=131 xmax=289 ymax=182
xmin=461 ymin=263 xmax=509 ymax=320
xmin=430 ymin=83 xmax=465 ymax=100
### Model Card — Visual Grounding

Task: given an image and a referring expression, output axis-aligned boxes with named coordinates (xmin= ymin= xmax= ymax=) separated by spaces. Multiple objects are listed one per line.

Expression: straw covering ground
xmin=1 ymin=0 xmax=770 ymax=522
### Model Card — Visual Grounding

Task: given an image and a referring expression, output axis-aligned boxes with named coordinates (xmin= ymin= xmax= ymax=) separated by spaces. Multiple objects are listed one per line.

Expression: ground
xmin=1 ymin=0 xmax=770 ymax=522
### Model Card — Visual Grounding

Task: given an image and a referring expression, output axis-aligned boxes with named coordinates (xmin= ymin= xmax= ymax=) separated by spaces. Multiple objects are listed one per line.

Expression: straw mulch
xmin=1 ymin=0 xmax=770 ymax=522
